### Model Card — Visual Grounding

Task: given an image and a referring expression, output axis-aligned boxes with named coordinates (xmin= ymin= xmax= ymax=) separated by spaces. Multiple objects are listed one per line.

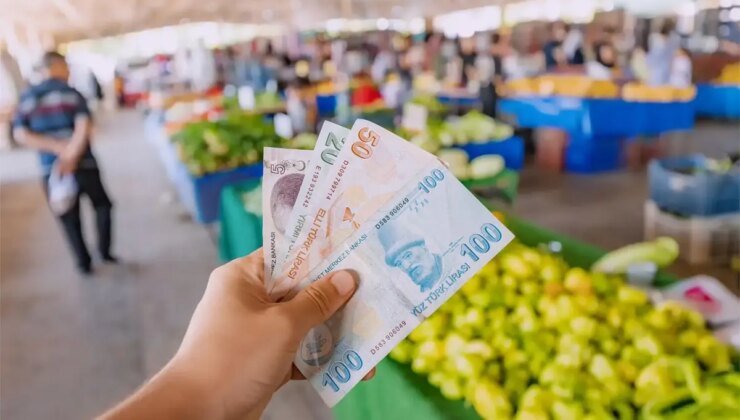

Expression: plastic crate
xmin=565 ymin=135 xmax=624 ymax=173
xmin=499 ymin=97 xmax=583 ymax=133
xmin=644 ymin=200 xmax=740 ymax=265
xmin=648 ymin=155 xmax=740 ymax=217
xmin=219 ymin=181 xmax=263 ymax=261
xmin=694 ymin=84 xmax=740 ymax=119
xmin=316 ymin=94 xmax=338 ymax=116
xmin=455 ymin=136 xmax=525 ymax=170
xmin=173 ymin=162 xmax=263 ymax=224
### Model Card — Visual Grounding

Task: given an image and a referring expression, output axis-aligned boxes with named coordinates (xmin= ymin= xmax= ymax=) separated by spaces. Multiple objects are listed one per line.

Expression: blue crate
xmin=565 ymin=135 xmax=624 ymax=173
xmin=501 ymin=97 xmax=694 ymax=138
xmin=173 ymin=162 xmax=263 ymax=223
xmin=316 ymin=94 xmax=338 ymax=116
xmin=636 ymin=101 xmax=695 ymax=135
xmin=648 ymin=155 xmax=740 ymax=217
xmin=695 ymin=84 xmax=740 ymax=119
xmin=436 ymin=93 xmax=480 ymax=108
xmin=499 ymin=97 xmax=583 ymax=132
xmin=455 ymin=136 xmax=524 ymax=170
xmin=581 ymin=98 xmax=636 ymax=137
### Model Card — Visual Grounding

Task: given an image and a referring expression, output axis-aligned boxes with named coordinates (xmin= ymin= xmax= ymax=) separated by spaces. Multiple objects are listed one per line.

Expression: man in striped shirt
xmin=13 ymin=51 xmax=115 ymax=275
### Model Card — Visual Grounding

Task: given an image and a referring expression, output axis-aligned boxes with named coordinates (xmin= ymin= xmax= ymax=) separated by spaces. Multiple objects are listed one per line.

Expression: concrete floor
xmin=0 ymin=111 xmax=737 ymax=419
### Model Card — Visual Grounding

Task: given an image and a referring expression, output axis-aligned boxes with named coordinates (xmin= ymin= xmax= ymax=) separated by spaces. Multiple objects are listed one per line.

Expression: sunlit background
xmin=1 ymin=0 xmax=739 ymax=419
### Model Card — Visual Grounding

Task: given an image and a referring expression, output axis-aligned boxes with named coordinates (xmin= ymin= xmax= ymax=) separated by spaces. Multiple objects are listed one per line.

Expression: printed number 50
xmin=322 ymin=350 xmax=364 ymax=392
xmin=460 ymin=223 xmax=503 ymax=262
xmin=351 ymin=127 xmax=379 ymax=159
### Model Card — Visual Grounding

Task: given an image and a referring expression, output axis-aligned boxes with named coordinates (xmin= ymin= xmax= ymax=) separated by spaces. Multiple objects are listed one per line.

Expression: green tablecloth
xmin=218 ymin=181 xmax=677 ymax=420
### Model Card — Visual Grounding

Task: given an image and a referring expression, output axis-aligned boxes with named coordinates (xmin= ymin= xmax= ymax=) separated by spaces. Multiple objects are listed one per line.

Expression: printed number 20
xmin=460 ymin=223 xmax=503 ymax=262
xmin=322 ymin=350 xmax=364 ymax=392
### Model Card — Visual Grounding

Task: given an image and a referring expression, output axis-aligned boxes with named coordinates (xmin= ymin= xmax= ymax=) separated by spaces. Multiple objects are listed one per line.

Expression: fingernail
xmin=331 ymin=271 xmax=355 ymax=296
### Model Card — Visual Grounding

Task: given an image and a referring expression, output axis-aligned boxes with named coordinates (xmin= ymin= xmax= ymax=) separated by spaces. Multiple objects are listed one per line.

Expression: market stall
xmin=145 ymin=93 xmax=287 ymax=223
xmin=498 ymin=77 xmax=697 ymax=173
xmin=693 ymin=63 xmax=740 ymax=120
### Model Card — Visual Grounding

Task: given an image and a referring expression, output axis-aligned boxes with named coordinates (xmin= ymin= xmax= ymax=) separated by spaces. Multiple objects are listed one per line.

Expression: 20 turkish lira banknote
xmin=261 ymin=119 xmax=514 ymax=406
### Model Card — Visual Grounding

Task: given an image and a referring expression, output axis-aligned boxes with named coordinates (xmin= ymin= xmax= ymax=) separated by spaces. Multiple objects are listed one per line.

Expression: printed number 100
xmin=322 ymin=350 xmax=364 ymax=392
xmin=460 ymin=223 xmax=503 ymax=262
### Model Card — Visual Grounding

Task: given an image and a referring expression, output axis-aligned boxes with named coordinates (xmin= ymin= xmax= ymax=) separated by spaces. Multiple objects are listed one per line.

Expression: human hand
xmin=103 ymin=249 xmax=374 ymax=420
xmin=57 ymin=145 xmax=81 ymax=175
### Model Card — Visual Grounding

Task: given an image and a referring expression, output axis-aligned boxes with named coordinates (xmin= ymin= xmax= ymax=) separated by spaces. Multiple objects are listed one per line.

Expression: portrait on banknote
xmin=269 ymin=172 xmax=305 ymax=234
xmin=378 ymin=220 xmax=444 ymax=294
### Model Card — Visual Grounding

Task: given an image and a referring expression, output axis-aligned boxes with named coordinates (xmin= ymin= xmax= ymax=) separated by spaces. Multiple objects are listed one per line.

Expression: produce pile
xmin=389 ymin=240 xmax=740 ymax=419
xmin=503 ymin=76 xmax=696 ymax=102
xmin=222 ymin=91 xmax=285 ymax=112
xmin=395 ymin=110 xmax=514 ymax=182
xmin=436 ymin=149 xmax=505 ymax=181
xmin=714 ymin=63 xmax=740 ymax=85
xmin=504 ymin=76 xmax=618 ymax=98
xmin=172 ymin=112 xmax=284 ymax=175
xmin=398 ymin=110 xmax=513 ymax=154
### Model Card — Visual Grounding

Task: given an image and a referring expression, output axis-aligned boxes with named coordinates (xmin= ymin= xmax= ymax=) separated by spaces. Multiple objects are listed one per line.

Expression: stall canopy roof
xmin=1 ymin=0 xmax=512 ymax=44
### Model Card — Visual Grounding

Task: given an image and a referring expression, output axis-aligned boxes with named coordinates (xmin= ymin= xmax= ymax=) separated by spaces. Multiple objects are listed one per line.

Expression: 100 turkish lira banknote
xmin=262 ymin=120 xmax=514 ymax=406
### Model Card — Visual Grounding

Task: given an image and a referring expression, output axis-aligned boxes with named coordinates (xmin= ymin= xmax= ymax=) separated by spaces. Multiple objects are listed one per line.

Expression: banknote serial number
xmin=374 ymin=197 xmax=410 ymax=230
xmin=370 ymin=320 xmax=408 ymax=355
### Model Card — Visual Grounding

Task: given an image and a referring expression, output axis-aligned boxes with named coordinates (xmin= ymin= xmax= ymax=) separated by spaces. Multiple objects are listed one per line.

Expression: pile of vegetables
xmin=409 ymin=94 xmax=447 ymax=115
xmin=172 ymin=112 xmax=284 ymax=175
xmin=437 ymin=149 xmax=505 ymax=181
xmin=390 ymin=240 xmax=740 ymax=419
xmin=222 ymin=91 xmax=284 ymax=113
xmin=399 ymin=111 xmax=513 ymax=155
xmin=291 ymin=133 xmax=319 ymax=150
xmin=443 ymin=111 xmax=514 ymax=145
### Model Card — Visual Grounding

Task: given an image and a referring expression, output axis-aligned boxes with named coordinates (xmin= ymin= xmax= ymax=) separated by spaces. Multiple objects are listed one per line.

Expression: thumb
xmin=283 ymin=270 xmax=357 ymax=333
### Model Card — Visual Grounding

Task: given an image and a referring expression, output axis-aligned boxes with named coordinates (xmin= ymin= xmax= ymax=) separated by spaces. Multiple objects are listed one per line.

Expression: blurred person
xmin=12 ymin=51 xmax=116 ymax=275
xmin=646 ymin=20 xmax=680 ymax=86
xmin=478 ymin=32 xmax=507 ymax=118
xmin=381 ymin=70 xmax=404 ymax=109
xmin=350 ymin=72 xmax=383 ymax=107
xmin=424 ymin=32 xmax=446 ymax=79
xmin=669 ymin=48 xmax=692 ymax=88
xmin=562 ymin=25 xmax=585 ymax=66
xmin=586 ymin=43 xmax=619 ymax=80
xmin=502 ymin=48 xmax=544 ymax=81
xmin=370 ymin=43 xmax=396 ymax=84
xmin=458 ymin=37 xmax=477 ymax=86
xmin=629 ymin=47 xmax=650 ymax=83
xmin=101 ymin=249 xmax=375 ymax=419
xmin=543 ymin=22 xmax=568 ymax=71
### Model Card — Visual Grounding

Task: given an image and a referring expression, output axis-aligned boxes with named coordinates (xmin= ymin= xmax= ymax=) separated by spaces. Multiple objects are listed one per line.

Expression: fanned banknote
xmin=262 ymin=148 xmax=312 ymax=281
xmin=275 ymin=122 xmax=350 ymax=272
xmin=269 ymin=120 xmax=439 ymax=298
xmin=292 ymin=161 xmax=514 ymax=406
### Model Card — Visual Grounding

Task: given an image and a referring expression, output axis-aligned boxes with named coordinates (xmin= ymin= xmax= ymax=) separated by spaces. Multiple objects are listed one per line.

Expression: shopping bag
xmin=48 ymin=167 xmax=78 ymax=215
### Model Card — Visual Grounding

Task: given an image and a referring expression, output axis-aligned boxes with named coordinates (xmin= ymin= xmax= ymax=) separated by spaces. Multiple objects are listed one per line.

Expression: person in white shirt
xmin=586 ymin=43 xmax=618 ymax=80
xmin=669 ymin=48 xmax=692 ymax=88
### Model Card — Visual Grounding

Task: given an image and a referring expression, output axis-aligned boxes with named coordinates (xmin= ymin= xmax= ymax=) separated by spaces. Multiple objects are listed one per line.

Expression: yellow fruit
xmin=471 ymin=380 xmax=513 ymax=420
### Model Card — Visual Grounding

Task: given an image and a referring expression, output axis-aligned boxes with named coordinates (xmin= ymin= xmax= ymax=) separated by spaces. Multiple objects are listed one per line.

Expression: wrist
xmin=157 ymin=356 xmax=223 ymax=419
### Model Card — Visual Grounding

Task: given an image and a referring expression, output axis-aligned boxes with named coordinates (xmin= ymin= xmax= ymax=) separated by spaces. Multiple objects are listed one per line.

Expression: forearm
xmin=13 ymin=128 xmax=64 ymax=155
xmin=100 ymin=359 xmax=220 ymax=420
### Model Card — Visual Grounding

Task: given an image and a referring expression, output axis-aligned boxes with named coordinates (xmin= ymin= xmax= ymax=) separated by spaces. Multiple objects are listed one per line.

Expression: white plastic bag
xmin=48 ymin=167 xmax=78 ymax=215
